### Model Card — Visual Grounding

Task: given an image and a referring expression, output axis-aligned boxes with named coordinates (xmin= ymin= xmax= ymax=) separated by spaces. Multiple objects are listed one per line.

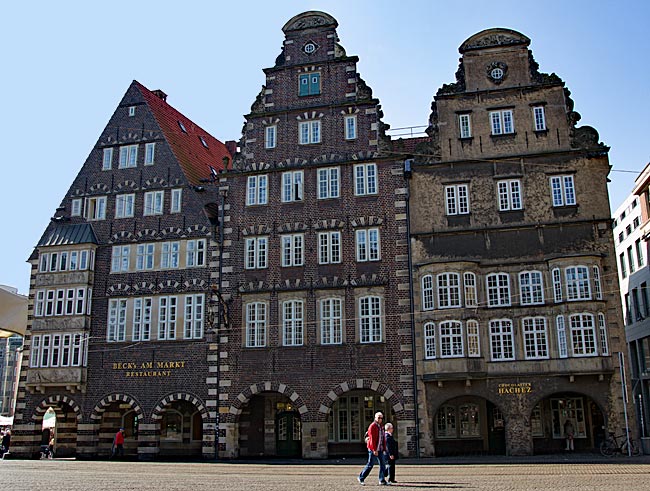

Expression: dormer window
xmin=299 ymin=73 xmax=321 ymax=96
xmin=128 ymin=106 xmax=136 ymax=117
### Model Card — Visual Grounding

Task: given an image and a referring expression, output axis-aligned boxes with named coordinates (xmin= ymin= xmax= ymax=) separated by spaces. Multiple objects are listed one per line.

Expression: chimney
xmin=152 ymin=89 xmax=167 ymax=101
xmin=225 ymin=140 xmax=238 ymax=157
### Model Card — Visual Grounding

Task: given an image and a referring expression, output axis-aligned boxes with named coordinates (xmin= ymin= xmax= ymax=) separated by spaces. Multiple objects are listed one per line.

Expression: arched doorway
xmin=158 ymin=400 xmax=203 ymax=459
xmin=97 ymin=401 xmax=140 ymax=458
xmin=32 ymin=397 xmax=81 ymax=459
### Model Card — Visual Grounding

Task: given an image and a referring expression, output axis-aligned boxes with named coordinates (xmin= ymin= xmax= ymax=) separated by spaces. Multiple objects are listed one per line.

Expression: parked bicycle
xmin=599 ymin=431 xmax=641 ymax=456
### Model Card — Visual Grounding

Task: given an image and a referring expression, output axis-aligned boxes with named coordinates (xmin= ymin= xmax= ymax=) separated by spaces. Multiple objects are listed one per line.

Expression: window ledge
xmin=490 ymin=132 xmax=517 ymax=139
xmin=534 ymin=129 xmax=549 ymax=135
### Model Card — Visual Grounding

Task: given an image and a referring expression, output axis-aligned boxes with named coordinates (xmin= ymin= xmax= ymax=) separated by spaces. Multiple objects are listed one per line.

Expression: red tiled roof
xmin=135 ymin=81 xmax=232 ymax=185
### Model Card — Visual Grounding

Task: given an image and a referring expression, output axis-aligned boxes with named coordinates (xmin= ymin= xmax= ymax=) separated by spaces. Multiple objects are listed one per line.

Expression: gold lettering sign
xmin=111 ymin=360 xmax=187 ymax=377
xmin=497 ymin=382 xmax=532 ymax=395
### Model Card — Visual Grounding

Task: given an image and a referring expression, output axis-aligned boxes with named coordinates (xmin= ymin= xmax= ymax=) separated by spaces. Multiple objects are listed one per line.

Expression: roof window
xmin=199 ymin=136 xmax=209 ymax=148
xmin=178 ymin=121 xmax=187 ymax=133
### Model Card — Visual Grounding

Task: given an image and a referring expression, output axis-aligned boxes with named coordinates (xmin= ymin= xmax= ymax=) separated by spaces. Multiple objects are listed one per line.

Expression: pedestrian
xmin=384 ymin=422 xmax=398 ymax=483
xmin=358 ymin=412 xmax=388 ymax=486
xmin=112 ymin=427 xmax=125 ymax=459
xmin=1 ymin=429 xmax=11 ymax=457
xmin=564 ymin=419 xmax=574 ymax=451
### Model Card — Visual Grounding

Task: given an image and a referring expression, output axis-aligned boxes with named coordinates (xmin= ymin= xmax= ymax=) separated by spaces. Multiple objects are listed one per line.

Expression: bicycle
xmin=599 ymin=431 xmax=641 ymax=456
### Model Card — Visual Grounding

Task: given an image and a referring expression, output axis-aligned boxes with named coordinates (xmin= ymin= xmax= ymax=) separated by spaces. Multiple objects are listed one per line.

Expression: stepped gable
xmin=134 ymin=81 xmax=232 ymax=184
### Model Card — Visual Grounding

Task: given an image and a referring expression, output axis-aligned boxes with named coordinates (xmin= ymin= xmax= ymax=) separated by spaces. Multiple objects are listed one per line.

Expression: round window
xmin=304 ymin=43 xmax=316 ymax=54
xmin=491 ymin=67 xmax=504 ymax=80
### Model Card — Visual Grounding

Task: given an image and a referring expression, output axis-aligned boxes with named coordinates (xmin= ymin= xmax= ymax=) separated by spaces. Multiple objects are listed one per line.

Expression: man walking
xmin=358 ymin=412 xmax=388 ymax=485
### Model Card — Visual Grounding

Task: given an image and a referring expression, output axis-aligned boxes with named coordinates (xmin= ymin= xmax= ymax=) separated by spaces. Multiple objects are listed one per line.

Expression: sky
xmin=1 ymin=0 xmax=648 ymax=295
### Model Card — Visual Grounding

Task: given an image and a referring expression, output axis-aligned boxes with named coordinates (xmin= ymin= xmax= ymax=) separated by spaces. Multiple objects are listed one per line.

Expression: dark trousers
xmin=386 ymin=458 xmax=396 ymax=482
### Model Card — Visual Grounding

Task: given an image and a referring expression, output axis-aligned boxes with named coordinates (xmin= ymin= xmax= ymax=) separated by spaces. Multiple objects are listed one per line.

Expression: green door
xmin=276 ymin=411 xmax=301 ymax=457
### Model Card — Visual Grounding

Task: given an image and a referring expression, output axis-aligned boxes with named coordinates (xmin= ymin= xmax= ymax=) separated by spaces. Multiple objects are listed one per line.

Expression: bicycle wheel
xmin=600 ymin=439 xmax=615 ymax=456
xmin=625 ymin=440 xmax=642 ymax=456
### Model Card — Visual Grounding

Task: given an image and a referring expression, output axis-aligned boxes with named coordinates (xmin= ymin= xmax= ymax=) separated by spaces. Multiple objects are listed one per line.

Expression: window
xmin=111 ymin=245 xmax=130 ymax=272
xmin=299 ymin=72 xmax=320 ymax=96
xmin=282 ymin=300 xmax=304 ymax=346
xmin=178 ymin=121 xmax=187 ymax=133
xmin=489 ymin=319 xmax=515 ymax=361
xmin=486 ymin=273 xmax=511 ymax=307
xmin=102 ymin=148 xmax=113 ymax=170
xmin=245 ymin=236 xmax=268 ymax=269
xmin=170 ymin=188 xmax=182 ymax=213
xmin=556 ymin=315 xmax=568 ymax=358
xmin=345 ymin=115 xmax=357 ymax=140
xmin=107 ymin=299 xmax=127 ymax=342
xmin=144 ymin=143 xmax=155 ymax=165
xmin=458 ymin=114 xmax=471 ymax=138
xmin=552 ymin=268 xmax=562 ymax=302
xmin=30 ymin=333 xmax=86 ymax=368
xmin=356 ymin=228 xmax=380 ymax=262
xmin=533 ymin=106 xmax=546 ymax=131
xmin=628 ymin=246 xmax=636 ymax=274
xmin=184 ymin=294 xmax=204 ymax=339
xmin=118 ymin=144 xmax=138 ymax=168
xmin=186 ymin=239 xmax=206 ymax=267
xmin=318 ymin=167 xmax=340 ymax=199
xmin=354 ymin=163 xmax=378 ymax=196
xmin=144 ymin=190 xmax=164 ymax=215
xmin=115 ymin=193 xmax=135 ymax=218
xmin=281 ymin=234 xmax=304 ymax=267
xmin=620 ymin=253 xmax=628 ymax=279
xmin=464 ymin=273 xmax=478 ymax=307
xmin=598 ymin=313 xmax=609 ymax=355
xmin=318 ymin=231 xmax=341 ymax=264
xmin=359 ymin=296 xmax=382 ymax=343
xmin=129 ymin=106 xmax=136 ymax=116
xmin=299 ymin=120 xmax=321 ymax=144
xmin=497 ymin=179 xmax=522 ymax=211
xmin=246 ymin=302 xmax=267 ymax=347
xmin=439 ymin=321 xmax=464 ymax=357
xmin=436 ymin=405 xmax=457 ymax=438
xmin=522 ymin=317 xmax=548 ymax=359
xmin=619 ymin=232 xmax=625 ymax=243
xmin=136 ymin=243 xmax=155 ymax=270
xmin=636 ymin=239 xmax=645 ymax=267
xmin=437 ymin=273 xmax=461 ymax=308
xmin=320 ymin=298 xmax=342 ymax=345
xmin=593 ymin=266 xmax=603 ymax=300
xmin=246 ymin=175 xmax=268 ymax=205
xmin=422 ymin=275 xmax=434 ymax=311
xmin=71 ymin=198 xmax=82 ymax=216
xmin=35 ymin=290 xmax=45 ymax=317
xmin=466 ymin=320 xmax=480 ymax=357
xmin=565 ymin=266 xmax=591 ymax=300
xmin=424 ymin=322 xmax=436 ymax=359
xmin=445 ymin=184 xmax=469 ymax=215
xmin=161 ymin=241 xmax=180 ymax=269
xmin=490 ymin=109 xmax=514 ymax=135
xmin=85 ymin=196 xmax=106 ymax=220
xmin=569 ymin=313 xmax=597 ymax=356
xmin=133 ymin=298 xmax=152 ymax=341
xmin=519 ymin=271 xmax=544 ymax=305
xmin=634 ymin=216 xmax=641 ymax=228
xmin=265 ymin=125 xmax=277 ymax=149
xmin=550 ymin=175 xmax=576 ymax=206
xmin=282 ymin=171 xmax=303 ymax=202
xmin=158 ymin=296 xmax=178 ymax=340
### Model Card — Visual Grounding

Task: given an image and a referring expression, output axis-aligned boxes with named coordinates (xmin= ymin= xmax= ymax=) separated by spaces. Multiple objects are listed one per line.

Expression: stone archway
xmin=90 ymin=393 xmax=144 ymax=459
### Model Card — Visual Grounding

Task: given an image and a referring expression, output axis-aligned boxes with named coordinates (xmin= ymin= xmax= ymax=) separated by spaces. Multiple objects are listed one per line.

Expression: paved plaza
xmin=3 ymin=457 xmax=650 ymax=491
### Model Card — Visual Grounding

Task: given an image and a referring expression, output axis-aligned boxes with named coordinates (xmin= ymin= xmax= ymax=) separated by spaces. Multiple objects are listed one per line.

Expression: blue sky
xmin=1 ymin=0 xmax=648 ymax=295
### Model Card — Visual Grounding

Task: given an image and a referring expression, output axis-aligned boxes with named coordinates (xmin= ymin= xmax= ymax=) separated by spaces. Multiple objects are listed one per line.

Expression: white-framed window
xmin=466 ymin=320 xmax=480 ymax=357
xmin=439 ymin=320 xmax=464 ymax=358
xmin=490 ymin=109 xmax=514 ymax=135
xmin=345 ymin=115 xmax=357 ymax=140
xmin=318 ymin=167 xmax=340 ymax=199
xmin=593 ymin=266 xmax=603 ymax=300
xmin=282 ymin=300 xmax=304 ymax=346
xmin=522 ymin=317 xmax=548 ymax=359
xmin=569 ymin=313 xmax=597 ymax=356
xmin=422 ymin=275 xmax=435 ymax=311
xmin=356 ymin=228 xmax=380 ymax=262
xmin=359 ymin=296 xmax=382 ymax=343
xmin=245 ymin=236 xmax=268 ymax=269
xmin=318 ymin=231 xmax=341 ymax=264
xmin=144 ymin=143 xmax=155 ymax=165
xmin=445 ymin=184 xmax=470 ymax=215
xmin=486 ymin=273 xmax=511 ymax=307
xmin=144 ymin=190 xmax=164 ymax=216
xmin=71 ymin=198 xmax=82 ymax=216
xmin=107 ymin=298 xmax=127 ymax=342
xmin=119 ymin=144 xmax=138 ymax=168
xmin=128 ymin=106 xmax=136 ymax=116
xmin=552 ymin=268 xmax=562 ymax=302
xmin=281 ymin=234 xmax=304 ymax=267
xmin=186 ymin=239 xmax=206 ymax=267
xmin=184 ymin=294 xmax=204 ymax=339
xmin=35 ymin=290 xmax=45 ymax=317
xmin=170 ymin=188 xmax=182 ymax=213
xmin=45 ymin=291 xmax=55 ymax=316
xmin=550 ymin=175 xmax=576 ymax=206
xmin=299 ymin=120 xmax=321 ymax=145
xmin=158 ymin=296 xmax=178 ymax=340
xmin=566 ymin=266 xmax=591 ymax=301
xmin=464 ymin=272 xmax=478 ymax=307
xmin=136 ymin=243 xmax=155 ymax=270
xmin=30 ymin=333 xmax=86 ymax=367
xmin=556 ymin=315 xmax=568 ymax=358
xmin=519 ymin=271 xmax=544 ymax=305
xmin=246 ymin=175 xmax=268 ymax=205
xmin=265 ymin=125 xmax=277 ymax=149
xmin=161 ymin=241 xmax=180 ymax=269
xmin=497 ymin=179 xmax=522 ymax=211
xmin=246 ymin=302 xmax=267 ymax=347
xmin=598 ymin=312 xmax=609 ymax=355
xmin=320 ymin=298 xmax=342 ymax=345
xmin=50 ymin=334 xmax=61 ymax=367
xmin=30 ymin=335 xmax=41 ymax=366
xmin=133 ymin=297 xmax=152 ymax=341
xmin=55 ymin=289 xmax=65 ymax=316
xmin=458 ymin=114 xmax=471 ymax=138
xmin=85 ymin=196 xmax=107 ymax=220
xmin=533 ymin=106 xmax=546 ymax=131
xmin=354 ymin=163 xmax=378 ymax=196
xmin=102 ymin=147 xmax=113 ymax=170
xmin=489 ymin=319 xmax=515 ymax=361
xmin=40 ymin=334 xmax=50 ymax=366
xmin=115 ymin=193 xmax=135 ymax=218
xmin=437 ymin=273 xmax=461 ymax=308
xmin=424 ymin=322 xmax=436 ymax=359
xmin=282 ymin=171 xmax=303 ymax=202
xmin=111 ymin=245 xmax=130 ymax=272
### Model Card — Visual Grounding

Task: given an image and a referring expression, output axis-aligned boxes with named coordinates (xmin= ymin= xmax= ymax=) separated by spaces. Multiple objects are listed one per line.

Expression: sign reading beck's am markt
xmin=112 ymin=361 xmax=187 ymax=377
xmin=497 ymin=382 xmax=532 ymax=395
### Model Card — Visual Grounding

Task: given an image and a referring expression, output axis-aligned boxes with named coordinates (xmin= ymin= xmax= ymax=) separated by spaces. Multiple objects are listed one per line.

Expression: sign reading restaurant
xmin=497 ymin=382 xmax=532 ymax=395
xmin=112 ymin=360 xmax=187 ymax=377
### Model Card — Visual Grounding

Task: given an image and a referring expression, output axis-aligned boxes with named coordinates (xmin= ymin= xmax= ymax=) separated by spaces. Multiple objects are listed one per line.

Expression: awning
xmin=0 ymin=287 xmax=27 ymax=338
